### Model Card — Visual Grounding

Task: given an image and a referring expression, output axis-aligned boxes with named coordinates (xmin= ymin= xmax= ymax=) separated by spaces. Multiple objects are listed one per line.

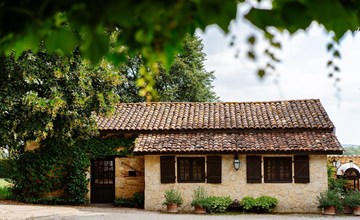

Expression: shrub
xmin=344 ymin=190 xmax=360 ymax=208
xmin=0 ymin=186 xmax=11 ymax=200
xmin=317 ymin=189 xmax=343 ymax=212
xmin=114 ymin=197 xmax=135 ymax=207
xmin=240 ymin=196 xmax=256 ymax=212
xmin=240 ymin=196 xmax=278 ymax=213
xmin=191 ymin=186 xmax=209 ymax=208
xmin=255 ymin=196 xmax=278 ymax=213
xmin=132 ymin=191 xmax=145 ymax=208
xmin=227 ymin=199 xmax=242 ymax=212
xmin=206 ymin=196 xmax=232 ymax=213
xmin=114 ymin=191 xmax=144 ymax=208
xmin=163 ymin=188 xmax=183 ymax=206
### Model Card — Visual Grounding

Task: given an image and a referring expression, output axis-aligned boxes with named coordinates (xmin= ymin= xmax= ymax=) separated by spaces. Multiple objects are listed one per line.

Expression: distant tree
xmin=0 ymin=49 xmax=120 ymax=152
xmin=343 ymin=145 xmax=360 ymax=155
xmin=117 ymin=35 xmax=218 ymax=102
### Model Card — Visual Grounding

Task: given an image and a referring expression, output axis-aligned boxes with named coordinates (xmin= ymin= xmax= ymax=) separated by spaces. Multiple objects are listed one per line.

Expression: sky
xmin=196 ymin=9 xmax=360 ymax=145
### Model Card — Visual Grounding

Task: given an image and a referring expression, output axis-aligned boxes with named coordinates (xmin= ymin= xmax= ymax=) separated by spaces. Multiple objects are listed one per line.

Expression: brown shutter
xmin=294 ymin=155 xmax=310 ymax=183
xmin=207 ymin=156 xmax=221 ymax=183
xmin=160 ymin=156 xmax=175 ymax=183
xmin=246 ymin=156 xmax=262 ymax=183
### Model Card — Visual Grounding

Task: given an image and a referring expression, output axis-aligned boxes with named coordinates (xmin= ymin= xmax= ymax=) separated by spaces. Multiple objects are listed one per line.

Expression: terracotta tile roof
xmin=96 ymin=99 xmax=334 ymax=131
xmin=134 ymin=131 xmax=343 ymax=153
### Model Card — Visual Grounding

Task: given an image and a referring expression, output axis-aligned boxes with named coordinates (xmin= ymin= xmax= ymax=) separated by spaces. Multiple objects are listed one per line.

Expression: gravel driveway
xmin=0 ymin=203 xmax=359 ymax=220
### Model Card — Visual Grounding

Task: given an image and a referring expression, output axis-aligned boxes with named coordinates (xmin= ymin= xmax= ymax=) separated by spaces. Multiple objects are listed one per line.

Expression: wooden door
xmin=91 ymin=158 xmax=115 ymax=203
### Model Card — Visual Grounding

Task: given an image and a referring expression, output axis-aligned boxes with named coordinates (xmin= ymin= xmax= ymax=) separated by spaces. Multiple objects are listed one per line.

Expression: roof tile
xmin=96 ymin=99 xmax=334 ymax=131
xmin=134 ymin=131 xmax=342 ymax=153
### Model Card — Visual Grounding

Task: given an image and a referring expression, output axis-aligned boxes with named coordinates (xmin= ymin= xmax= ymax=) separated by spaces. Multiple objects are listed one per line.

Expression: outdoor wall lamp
xmin=233 ymin=154 xmax=240 ymax=171
xmin=332 ymin=159 xmax=341 ymax=169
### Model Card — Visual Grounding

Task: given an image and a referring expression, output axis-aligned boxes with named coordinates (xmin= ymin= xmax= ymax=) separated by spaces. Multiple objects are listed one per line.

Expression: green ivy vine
xmin=10 ymin=137 xmax=134 ymax=205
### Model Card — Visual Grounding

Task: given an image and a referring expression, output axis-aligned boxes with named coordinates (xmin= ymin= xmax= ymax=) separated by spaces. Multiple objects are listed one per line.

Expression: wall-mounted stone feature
xmin=115 ymin=156 xmax=145 ymax=198
xmin=144 ymin=154 xmax=328 ymax=213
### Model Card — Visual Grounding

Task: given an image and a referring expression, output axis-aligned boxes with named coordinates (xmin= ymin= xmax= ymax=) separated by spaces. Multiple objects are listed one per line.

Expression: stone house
xmin=95 ymin=99 xmax=343 ymax=212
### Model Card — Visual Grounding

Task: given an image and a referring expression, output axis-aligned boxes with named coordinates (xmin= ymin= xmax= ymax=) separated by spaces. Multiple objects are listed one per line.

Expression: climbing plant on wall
xmin=10 ymin=137 xmax=134 ymax=204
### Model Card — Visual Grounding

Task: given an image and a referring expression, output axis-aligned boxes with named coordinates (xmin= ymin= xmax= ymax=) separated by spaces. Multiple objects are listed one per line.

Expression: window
xmin=177 ymin=157 xmax=205 ymax=183
xmin=264 ymin=157 xmax=292 ymax=183
xmin=160 ymin=156 xmax=222 ymax=184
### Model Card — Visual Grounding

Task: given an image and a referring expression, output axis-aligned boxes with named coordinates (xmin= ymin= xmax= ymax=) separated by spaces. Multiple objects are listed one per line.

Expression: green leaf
xmin=257 ymin=69 xmax=265 ymax=78
xmin=46 ymin=29 xmax=77 ymax=55
xmin=333 ymin=50 xmax=341 ymax=59
xmin=247 ymin=35 xmax=256 ymax=45
xmin=327 ymin=43 xmax=334 ymax=52
xmin=81 ymin=28 xmax=110 ymax=64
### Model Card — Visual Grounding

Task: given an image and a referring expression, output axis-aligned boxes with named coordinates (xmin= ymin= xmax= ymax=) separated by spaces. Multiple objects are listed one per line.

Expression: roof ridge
xmin=116 ymin=99 xmax=321 ymax=105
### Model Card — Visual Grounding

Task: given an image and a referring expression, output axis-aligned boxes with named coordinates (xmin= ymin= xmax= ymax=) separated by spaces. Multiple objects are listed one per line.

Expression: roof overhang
xmin=134 ymin=131 xmax=343 ymax=155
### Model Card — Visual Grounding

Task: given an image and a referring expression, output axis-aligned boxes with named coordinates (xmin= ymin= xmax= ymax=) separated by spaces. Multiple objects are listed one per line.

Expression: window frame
xmin=264 ymin=157 xmax=292 ymax=183
xmin=177 ymin=157 xmax=205 ymax=183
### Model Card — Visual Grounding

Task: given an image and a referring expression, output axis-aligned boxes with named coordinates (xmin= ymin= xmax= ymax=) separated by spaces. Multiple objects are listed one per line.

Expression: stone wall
xmin=144 ymin=154 xmax=328 ymax=213
xmin=328 ymin=155 xmax=360 ymax=165
xmin=115 ymin=156 xmax=145 ymax=198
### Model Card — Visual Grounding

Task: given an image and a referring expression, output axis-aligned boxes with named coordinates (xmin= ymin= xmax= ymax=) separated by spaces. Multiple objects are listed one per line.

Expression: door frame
xmin=90 ymin=157 xmax=115 ymax=203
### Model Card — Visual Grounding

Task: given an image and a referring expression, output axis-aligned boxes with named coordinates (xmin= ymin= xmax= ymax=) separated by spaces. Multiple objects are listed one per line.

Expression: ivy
xmin=11 ymin=137 xmax=134 ymax=204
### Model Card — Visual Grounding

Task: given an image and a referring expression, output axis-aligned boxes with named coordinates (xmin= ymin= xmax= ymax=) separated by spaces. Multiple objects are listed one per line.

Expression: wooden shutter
xmin=246 ymin=156 xmax=262 ymax=183
xmin=207 ymin=156 xmax=221 ymax=183
xmin=160 ymin=156 xmax=175 ymax=183
xmin=294 ymin=155 xmax=310 ymax=183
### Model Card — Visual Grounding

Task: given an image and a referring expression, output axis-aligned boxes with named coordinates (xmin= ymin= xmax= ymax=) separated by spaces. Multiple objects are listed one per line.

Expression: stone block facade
xmin=144 ymin=154 xmax=328 ymax=213
xmin=115 ymin=156 xmax=145 ymax=198
xmin=328 ymin=155 xmax=360 ymax=166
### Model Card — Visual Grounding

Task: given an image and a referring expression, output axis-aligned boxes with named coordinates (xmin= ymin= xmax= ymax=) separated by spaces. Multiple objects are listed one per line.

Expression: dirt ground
xmin=0 ymin=203 xmax=359 ymax=220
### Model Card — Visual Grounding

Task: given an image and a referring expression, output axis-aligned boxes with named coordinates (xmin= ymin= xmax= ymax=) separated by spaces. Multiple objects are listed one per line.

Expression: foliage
xmin=10 ymin=137 xmax=134 ymax=205
xmin=0 ymin=49 xmax=120 ymax=153
xmin=343 ymin=145 xmax=360 ymax=155
xmin=344 ymin=190 xmax=360 ymax=208
xmin=227 ymin=199 xmax=242 ymax=212
xmin=240 ymin=196 xmax=256 ymax=212
xmin=1 ymin=1 xmax=358 ymax=85
xmin=327 ymin=164 xmax=346 ymax=192
xmin=206 ymin=196 xmax=232 ymax=213
xmin=0 ymin=186 xmax=11 ymax=200
xmin=163 ymin=188 xmax=183 ymax=206
xmin=114 ymin=192 xmax=144 ymax=208
xmin=317 ymin=189 xmax=343 ymax=211
xmin=240 ymin=196 xmax=278 ymax=213
xmin=117 ymin=34 xmax=218 ymax=102
xmin=191 ymin=186 xmax=209 ymax=208
xmin=0 ymin=159 xmax=16 ymax=179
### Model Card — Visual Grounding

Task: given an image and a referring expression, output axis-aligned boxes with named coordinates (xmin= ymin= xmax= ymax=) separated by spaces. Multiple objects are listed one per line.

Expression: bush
xmin=114 ymin=191 xmax=144 ymax=208
xmin=191 ymin=186 xmax=209 ymax=208
xmin=240 ymin=196 xmax=256 ymax=212
xmin=227 ymin=199 xmax=243 ymax=212
xmin=240 ymin=196 xmax=278 ymax=213
xmin=163 ymin=188 xmax=183 ymax=206
xmin=206 ymin=196 xmax=232 ymax=213
xmin=114 ymin=197 xmax=135 ymax=207
xmin=0 ymin=186 xmax=11 ymax=200
xmin=344 ymin=190 xmax=360 ymax=208
xmin=255 ymin=196 xmax=278 ymax=213
xmin=317 ymin=189 xmax=342 ymax=210
xmin=0 ymin=159 xmax=16 ymax=179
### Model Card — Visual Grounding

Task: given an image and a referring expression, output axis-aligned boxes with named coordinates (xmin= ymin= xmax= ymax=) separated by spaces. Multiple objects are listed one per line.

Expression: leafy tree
xmin=118 ymin=35 xmax=218 ymax=102
xmin=0 ymin=49 xmax=120 ymax=152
